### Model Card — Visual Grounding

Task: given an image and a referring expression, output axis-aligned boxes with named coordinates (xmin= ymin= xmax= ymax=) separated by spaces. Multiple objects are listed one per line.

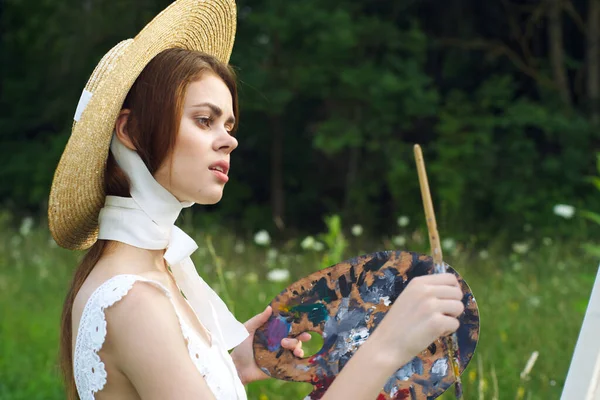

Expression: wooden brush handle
xmin=414 ymin=144 xmax=444 ymax=267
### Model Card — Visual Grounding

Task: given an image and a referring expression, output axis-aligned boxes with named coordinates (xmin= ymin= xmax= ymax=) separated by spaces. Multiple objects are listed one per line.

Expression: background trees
xmin=1 ymin=0 xmax=599 ymax=240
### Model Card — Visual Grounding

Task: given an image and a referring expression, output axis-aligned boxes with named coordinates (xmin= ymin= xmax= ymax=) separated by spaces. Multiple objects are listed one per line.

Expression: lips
xmin=209 ymin=160 xmax=229 ymax=175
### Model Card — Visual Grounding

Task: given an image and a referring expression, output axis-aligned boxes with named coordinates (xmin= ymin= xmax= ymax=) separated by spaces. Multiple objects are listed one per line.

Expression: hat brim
xmin=48 ymin=0 xmax=237 ymax=250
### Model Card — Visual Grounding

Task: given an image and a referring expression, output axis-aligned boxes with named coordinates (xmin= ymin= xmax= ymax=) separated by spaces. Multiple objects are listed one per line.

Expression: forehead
xmin=183 ymin=73 xmax=233 ymax=114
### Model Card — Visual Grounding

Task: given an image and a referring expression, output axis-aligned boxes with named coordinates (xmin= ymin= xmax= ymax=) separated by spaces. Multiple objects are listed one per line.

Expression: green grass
xmin=0 ymin=216 xmax=596 ymax=400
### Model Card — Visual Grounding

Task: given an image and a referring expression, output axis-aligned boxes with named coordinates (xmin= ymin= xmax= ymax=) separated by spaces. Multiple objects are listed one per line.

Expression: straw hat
xmin=48 ymin=0 xmax=237 ymax=250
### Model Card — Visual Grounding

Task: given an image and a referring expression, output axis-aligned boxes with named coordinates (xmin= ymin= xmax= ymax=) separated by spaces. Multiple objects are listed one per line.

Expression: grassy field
xmin=0 ymin=213 xmax=596 ymax=400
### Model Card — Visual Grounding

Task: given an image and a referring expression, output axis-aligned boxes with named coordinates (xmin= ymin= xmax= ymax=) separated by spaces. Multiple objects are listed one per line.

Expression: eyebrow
xmin=191 ymin=102 xmax=235 ymax=125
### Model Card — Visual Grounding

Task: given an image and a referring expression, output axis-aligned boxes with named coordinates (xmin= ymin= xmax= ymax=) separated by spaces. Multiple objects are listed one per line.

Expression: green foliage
xmin=0 ymin=217 xmax=596 ymax=399
xmin=317 ymin=214 xmax=348 ymax=269
xmin=2 ymin=0 xmax=599 ymax=241
xmin=580 ymin=154 xmax=600 ymax=257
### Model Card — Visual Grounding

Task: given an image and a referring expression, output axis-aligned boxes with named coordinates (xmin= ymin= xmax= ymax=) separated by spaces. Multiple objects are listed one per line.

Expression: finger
xmin=293 ymin=341 xmax=304 ymax=358
xmin=416 ymin=273 xmax=460 ymax=287
xmin=245 ymin=306 xmax=272 ymax=331
xmin=281 ymin=338 xmax=298 ymax=349
xmin=438 ymin=299 xmax=465 ymax=318
xmin=297 ymin=332 xmax=312 ymax=342
xmin=429 ymin=285 xmax=463 ymax=301
xmin=439 ymin=315 xmax=461 ymax=336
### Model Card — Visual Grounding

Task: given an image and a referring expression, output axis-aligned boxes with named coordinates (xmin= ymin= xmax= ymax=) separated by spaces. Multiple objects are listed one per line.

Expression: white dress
xmin=73 ymin=274 xmax=248 ymax=400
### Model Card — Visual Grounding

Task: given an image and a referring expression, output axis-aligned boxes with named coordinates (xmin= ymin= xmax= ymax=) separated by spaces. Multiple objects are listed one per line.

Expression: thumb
xmin=245 ymin=305 xmax=273 ymax=331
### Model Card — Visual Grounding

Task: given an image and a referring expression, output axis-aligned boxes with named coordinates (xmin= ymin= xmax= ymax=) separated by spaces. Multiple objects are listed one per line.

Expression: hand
xmin=230 ymin=306 xmax=311 ymax=385
xmin=369 ymin=273 xmax=465 ymax=369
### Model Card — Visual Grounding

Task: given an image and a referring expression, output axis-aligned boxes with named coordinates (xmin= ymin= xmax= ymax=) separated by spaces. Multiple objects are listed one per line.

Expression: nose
xmin=215 ymin=128 xmax=238 ymax=154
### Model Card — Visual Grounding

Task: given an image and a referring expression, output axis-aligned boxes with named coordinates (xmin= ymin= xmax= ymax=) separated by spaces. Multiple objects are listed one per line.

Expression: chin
xmin=195 ymin=189 xmax=224 ymax=205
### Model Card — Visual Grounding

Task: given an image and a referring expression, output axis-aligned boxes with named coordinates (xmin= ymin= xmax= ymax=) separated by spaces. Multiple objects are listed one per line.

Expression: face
xmin=153 ymin=73 xmax=238 ymax=204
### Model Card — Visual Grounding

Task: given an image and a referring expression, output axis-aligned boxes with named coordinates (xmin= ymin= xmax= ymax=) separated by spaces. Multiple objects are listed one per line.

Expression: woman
xmin=49 ymin=0 xmax=465 ymax=399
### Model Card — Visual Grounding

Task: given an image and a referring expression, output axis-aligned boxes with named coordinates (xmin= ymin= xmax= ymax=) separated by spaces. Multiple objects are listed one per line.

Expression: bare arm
xmin=105 ymin=282 xmax=216 ymax=400
xmin=321 ymin=273 xmax=465 ymax=399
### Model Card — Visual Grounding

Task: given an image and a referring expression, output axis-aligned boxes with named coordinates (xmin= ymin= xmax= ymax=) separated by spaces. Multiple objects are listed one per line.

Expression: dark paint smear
xmin=428 ymin=342 xmax=437 ymax=355
xmin=339 ymin=274 xmax=351 ymax=298
xmin=349 ymin=265 xmax=356 ymax=283
xmin=308 ymin=277 xmax=338 ymax=303
xmin=410 ymin=386 xmax=417 ymax=399
xmin=457 ymin=322 xmax=478 ymax=368
xmin=360 ymin=268 xmax=403 ymax=305
xmin=356 ymin=270 xmax=366 ymax=287
xmin=309 ymin=332 xmax=338 ymax=362
xmin=373 ymin=311 xmax=386 ymax=326
xmin=414 ymin=376 xmax=453 ymax=394
xmin=290 ymin=303 xmax=329 ymax=326
xmin=406 ymin=259 xmax=431 ymax=281
xmin=363 ymin=253 xmax=388 ymax=272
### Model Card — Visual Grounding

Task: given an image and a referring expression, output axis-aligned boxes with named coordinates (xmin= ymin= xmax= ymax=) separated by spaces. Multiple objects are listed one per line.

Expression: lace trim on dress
xmin=73 ymin=274 xmax=247 ymax=400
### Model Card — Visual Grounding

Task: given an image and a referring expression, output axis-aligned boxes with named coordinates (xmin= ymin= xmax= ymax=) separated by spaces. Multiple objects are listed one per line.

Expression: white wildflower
xmin=542 ymin=237 xmax=553 ymax=246
xmin=10 ymin=236 xmax=22 ymax=247
xmin=254 ymin=230 xmax=271 ymax=246
xmin=512 ymin=242 xmax=530 ymax=255
xmin=267 ymin=248 xmax=278 ymax=262
xmin=553 ymin=204 xmax=575 ymax=219
xmin=478 ymin=250 xmax=489 ymax=260
xmin=351 ymin=224 xmax=363 ymax=237
xmin=267 ymin=268 xmax=290 ymax=282
xmin=312 ymin=241 xmax=325 ymax=251
xmin=301 ymin=236 xmax=316 ymax=250
xmin=39 ymin=266 xmax=49 ymax=280
xmin=234 ymin=240 xmax=245 ymax=254
xmin=257 ymin=33 xmax=270 ymax=45
xmin=19 ymin=216 xmax=34 ymax=237
xmin=397 ymin=216 xmax=410 ymax=228
xmin=224 ymin=271 xmax=236 ymax=280
xmin=512 ymin=262 xmax=522 ymax=271
xmin=392 ymin=235 xmax=406 ymax=247
xmin=441 ymin=238 xmax=456 ymax=251
xmin=550 ymin=380 xmax=556 ymax=386
xmin=528 ymin=296 xmax=541 ymax=308
xmin=245 ymin=272 xmax=259 ymax=283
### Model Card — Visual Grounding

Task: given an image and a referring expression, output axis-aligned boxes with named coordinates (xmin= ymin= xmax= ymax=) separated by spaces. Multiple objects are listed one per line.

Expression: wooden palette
xmin=253 ymin=251 xmax=479 ymax=399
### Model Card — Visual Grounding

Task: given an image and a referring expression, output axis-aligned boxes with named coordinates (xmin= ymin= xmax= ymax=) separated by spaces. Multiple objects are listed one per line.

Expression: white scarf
xmin=97 ymin=134 xmax=249 ymax=350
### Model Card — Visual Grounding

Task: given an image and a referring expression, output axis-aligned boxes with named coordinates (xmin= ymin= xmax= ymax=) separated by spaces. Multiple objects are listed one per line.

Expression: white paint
xmin=562 ymin=265 xmax=600 ymax=400
xmin=431 ymin=358 xmax=448 ymax=376
xmin=380 ymin=296 xmax=391 ymax=306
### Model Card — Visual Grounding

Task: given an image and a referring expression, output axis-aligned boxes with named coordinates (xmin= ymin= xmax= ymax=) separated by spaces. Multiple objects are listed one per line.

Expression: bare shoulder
xmin=99 ymin=278 xmax=216 ymax=399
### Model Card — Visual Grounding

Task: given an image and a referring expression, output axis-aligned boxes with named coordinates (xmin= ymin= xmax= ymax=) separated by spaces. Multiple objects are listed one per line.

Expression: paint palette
xmin=253 ymin=250 xmax=479 ymax=399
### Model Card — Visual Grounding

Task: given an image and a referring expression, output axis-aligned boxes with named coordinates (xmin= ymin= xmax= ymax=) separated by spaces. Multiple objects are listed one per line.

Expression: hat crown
xmin=49 ymin=0 xmax=237 ymax=250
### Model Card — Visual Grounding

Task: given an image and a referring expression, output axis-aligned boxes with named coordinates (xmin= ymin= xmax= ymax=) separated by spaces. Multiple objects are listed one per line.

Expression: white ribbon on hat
xmin=97 ymin=134 xmax=249 ymax=350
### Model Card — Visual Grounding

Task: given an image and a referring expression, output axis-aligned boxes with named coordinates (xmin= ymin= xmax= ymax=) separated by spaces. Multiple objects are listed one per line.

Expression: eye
xmin=195 ymin=116 xmax=212 ymax=128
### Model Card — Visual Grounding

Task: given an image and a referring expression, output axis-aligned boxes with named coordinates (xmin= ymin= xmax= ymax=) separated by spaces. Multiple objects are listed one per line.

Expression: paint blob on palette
xmin=253 ymin=251 xmax=479 ymax=400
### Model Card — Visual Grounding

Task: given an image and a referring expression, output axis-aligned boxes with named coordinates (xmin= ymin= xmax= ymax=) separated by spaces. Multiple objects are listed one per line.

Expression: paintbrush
xmin=413 ymin=144 xmax=463 ymax=399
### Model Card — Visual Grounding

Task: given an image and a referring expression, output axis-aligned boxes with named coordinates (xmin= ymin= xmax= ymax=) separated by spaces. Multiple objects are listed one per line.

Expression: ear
xmin=114 ymin=109 xmax=136 ymax=151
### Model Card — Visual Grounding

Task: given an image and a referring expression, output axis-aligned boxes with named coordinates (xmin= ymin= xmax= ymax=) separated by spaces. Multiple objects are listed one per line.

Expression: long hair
xmin=58 ymin=48 xmax=239 ymax=399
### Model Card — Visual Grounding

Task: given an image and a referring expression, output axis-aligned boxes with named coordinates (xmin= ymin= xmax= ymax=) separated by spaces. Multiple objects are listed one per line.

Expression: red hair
xmin=59 ymin=48 xmax=239 ymax=399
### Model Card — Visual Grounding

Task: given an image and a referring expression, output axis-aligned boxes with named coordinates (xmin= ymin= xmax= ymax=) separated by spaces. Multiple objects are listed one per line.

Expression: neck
xmin=104 ymin=240 xmax=169 ymax=274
